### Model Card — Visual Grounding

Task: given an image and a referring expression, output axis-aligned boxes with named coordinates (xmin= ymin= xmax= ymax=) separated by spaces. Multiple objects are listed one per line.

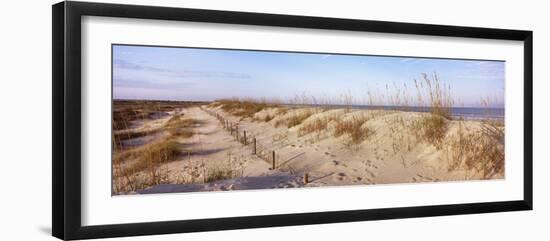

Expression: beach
xmin=112 ymin=100 xmax=504 ymax=195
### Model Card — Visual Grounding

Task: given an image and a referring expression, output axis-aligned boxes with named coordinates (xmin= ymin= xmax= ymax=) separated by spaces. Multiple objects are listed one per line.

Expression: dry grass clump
xmin=447 ymin=121 xmax=504 ymax=178
xmin=411 ymin=73 xmax=453 ymax=148
xmin=113 ymin=99 xmax=205 ymax=130
xmin=275 ymin=107 xmax=289 ymax=115
xmin=113 ymin=137 xmax=184 ymax=193
xmin=126 ymin=138 xmax=182 ymax=174
xmin=165 ymin=116 xmax=200 ymax=137
xmin=215 ymin=98 xmax=280 ymax=118
xmin=114 ymin=129 xmax=153 ymax=144
xmin=415 ymin=73 xmax=453 ymax=119
xmin=252 ymin=111 xmax=275 ymax=122
xmin=263 ymin=114 xmax=275 ymax=122
xmin=204 ymin=151 xmax=245 ymax=183
xmin=287 ymin=111 xmax=314 ymax=127
xmin=413 ymin=113 xmax=448 ymax=149
xmin=113 ymin=110 xmax=150 ymax=130
xmin=275 ymin=110 xmax=315 ymax=128
xmin=299 ymin=118 xmax=328 ymax=136
xmin=333 ymin=116 xmax=371 ymax=145
xmin=204 ymin=166 xmax=237 ymax=183
xmin=298 ymin=115 xmax=339 ymax=136
xmin=117 ymin=116 xmax=199 ymax=168
xmin=447 ymin=97 xmax=505 ymax=178
xmin=112 ymin=109 xmax=202 ymax=194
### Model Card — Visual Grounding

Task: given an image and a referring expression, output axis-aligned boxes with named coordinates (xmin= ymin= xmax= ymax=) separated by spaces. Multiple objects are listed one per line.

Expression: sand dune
xmin=112 ymin=101 xmax=504 ymax=195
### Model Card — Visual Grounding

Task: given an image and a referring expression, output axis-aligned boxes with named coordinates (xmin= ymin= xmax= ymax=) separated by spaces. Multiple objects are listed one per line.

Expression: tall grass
xmin=411 ymin=73 xmax=453 ymax=148
xmin=447 ymin=120 xmax=504 ymax=178
xmin=112 ymin=108 xmax=201 ymax=194
xmin=413 ymin=114 xmax=448 ymax=149
xmin=298 ymin=117 xmax=329 ymax=136
xmin=417 ymin=73 xmax=453 ymax=119
xmin=274 ymin=109 xmax=315 ymax=128
xmin=204 ymin=151 xmax=245 ymax=183
xmin=165 ymin=115 xmax=201 ymax=137
xmin=214 ymin=98 xmax=280 ymax=118
xmin=447 ymin=97 xmax=505 ymax=178
xmin=333 ymin=116 xmax=371 ymax=146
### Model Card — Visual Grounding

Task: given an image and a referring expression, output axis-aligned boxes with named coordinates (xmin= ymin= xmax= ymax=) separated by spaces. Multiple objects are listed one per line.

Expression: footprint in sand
xmin=333 ymin=172 xmax=347 ymax=181
xmin=365 ymin=170 xmax=376 ymax=178
xmin=332 ymin=160 xmax=339 ymax=165
xmin=414 ymin=174 xmax=437 ymax=182
xmin=363 ymin=160 xmax=380 ymax=169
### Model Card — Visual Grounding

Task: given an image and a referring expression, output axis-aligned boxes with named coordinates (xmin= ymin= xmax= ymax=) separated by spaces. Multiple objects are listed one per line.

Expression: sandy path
xmin=161 ymin=107 xmax=269 ymax=176
xmin=146 ymin=106 xmax=303 ymax=192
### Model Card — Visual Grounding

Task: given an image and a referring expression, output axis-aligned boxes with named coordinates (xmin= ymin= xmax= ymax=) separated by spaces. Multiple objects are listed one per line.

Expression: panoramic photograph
xmin=111 ymin=44 xmax=505 ymax=195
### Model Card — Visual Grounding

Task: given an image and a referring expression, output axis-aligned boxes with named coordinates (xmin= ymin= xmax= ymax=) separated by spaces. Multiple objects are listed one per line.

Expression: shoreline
xmin=281 ymin=104 xmax=504 ymax=121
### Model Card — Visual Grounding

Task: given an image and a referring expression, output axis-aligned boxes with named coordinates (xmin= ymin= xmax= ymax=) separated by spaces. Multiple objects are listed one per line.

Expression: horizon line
xmin=113 ymin=98 xmax=505 ymax=109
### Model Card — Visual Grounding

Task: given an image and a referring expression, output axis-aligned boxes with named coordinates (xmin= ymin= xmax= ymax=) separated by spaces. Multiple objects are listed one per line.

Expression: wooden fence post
xmin=253 ymin=138 xmax=256 ymax=154
xmin=243 ymin=131 xmax=247 ymax=145
xmin=303 ymin=173 xmax=309 ymax=184
xmin=235 ymin=125 xmax=239 ymax=140
xmin=272 ymin=151 xmax=276 ymax=170
xmin=230 ymin=123 xmax=233 ymax=135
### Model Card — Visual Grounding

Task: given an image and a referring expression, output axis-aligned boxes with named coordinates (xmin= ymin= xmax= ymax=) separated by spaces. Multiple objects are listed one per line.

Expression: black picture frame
xmin=52 ymin=1 xmax=533 ymax=240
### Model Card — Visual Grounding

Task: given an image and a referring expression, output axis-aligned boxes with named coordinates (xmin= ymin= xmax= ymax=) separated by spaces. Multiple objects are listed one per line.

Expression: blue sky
xmin=113 ymin=45 xmax=505 ymax=108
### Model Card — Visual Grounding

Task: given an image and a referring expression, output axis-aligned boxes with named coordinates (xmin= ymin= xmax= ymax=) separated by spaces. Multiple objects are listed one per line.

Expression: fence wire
xmin=201 ymin=107 xmax=307 ymax=170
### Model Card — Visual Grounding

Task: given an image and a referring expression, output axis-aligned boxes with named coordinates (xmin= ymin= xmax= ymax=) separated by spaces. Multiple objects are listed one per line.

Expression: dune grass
xmin=263 ymin=114 xmax=275 ymax=122
xmin=165 ymin=115 xmax=201 ymax=137
xmin=114 ymin=129 xmax=153 ymax=144
xmin=127 ymin=138 xmax=181 ymax=174
xmin=333 ymin=116 xmax=371 ymax=146
xmin=298 ymin=118 xmax=328 ymax=136
xmin=112 ymin=112 xmax=203 ymax=193
xmin=447 ymin=120 xmax=504 ymax=178
xmin=204 ymin=166 xmax=237 ymax=183
xmin=214 ymin=98 xmax=280 ymax=118
xmin=413 ymin=113 xmax=448 ymax=149
xmin=275 ymin=109 xmax=315 ymax=128
xmin=287 ymin=111 xmax=314 ymax=127
xmin=113 ymin=137 xmax=184 ymax=193
xmin=411 ymin=73 xmax=453 ymax=148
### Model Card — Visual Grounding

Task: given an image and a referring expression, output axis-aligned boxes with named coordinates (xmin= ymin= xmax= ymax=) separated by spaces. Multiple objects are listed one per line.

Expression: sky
xmin=113 ymin=44 xmax=505 ymax=108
